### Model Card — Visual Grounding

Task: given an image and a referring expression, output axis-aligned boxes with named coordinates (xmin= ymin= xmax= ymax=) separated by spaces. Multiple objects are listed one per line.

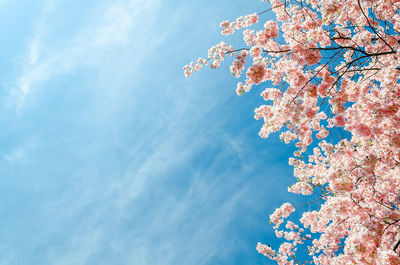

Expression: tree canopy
xmin=185 ymin=0 xmax=400 ymax=264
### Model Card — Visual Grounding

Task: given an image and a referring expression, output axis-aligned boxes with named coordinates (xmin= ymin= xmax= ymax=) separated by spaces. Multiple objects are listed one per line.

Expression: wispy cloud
xmin=2 ymin=136 xmax=37 ymax=163
xmin=11 ymin=0 xmax=161 ymax=109
xmin=39 ymin=133 xmax=266 ymax=265
xmin=3 ymin=148 xmax=25 ymax=163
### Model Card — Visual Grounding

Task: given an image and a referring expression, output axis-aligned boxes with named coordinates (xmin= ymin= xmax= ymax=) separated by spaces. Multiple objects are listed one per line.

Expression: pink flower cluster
xmin=236 ymin=82 xmax=252 ymax=96
xmin=269 ymin=202 xmax=295 ymax=228
xmin=256 ymin=242 xmax=276 ymax=259
xmin=230 ymin=50 xmax=247 ymax=77
xmin=220 ymin=13 xmax=259 ymax=36
xmin=261 ymin=88 xmax=282 ymax=101
xmin=246 ymin=64 xmax=266 ymax=85
xmin=255 ymin=21 xmax=279 ymax=47
xmin=183 ymin=42 xmax=233 ymax=77
xmin=290 ymin=44 xmax=322 ymax=66
xmin=263 ymin=21 xmax=279 ymax=39
xmin=183 ymin=58 xmax=208 ymax=77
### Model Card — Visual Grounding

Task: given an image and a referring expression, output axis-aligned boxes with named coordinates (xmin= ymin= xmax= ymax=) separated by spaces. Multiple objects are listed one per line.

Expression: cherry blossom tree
xmin=185 ymin=0 xmax=400 ymax=264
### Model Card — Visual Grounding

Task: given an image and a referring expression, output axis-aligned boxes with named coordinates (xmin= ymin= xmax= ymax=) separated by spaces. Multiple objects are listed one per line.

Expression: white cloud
xmin=3 ymin=148 xmax=25 ymax=163
xmin=3 ymin=138 xmax=36 ymax=163
xmin=11 ymin=0 xmax=161 ymax=109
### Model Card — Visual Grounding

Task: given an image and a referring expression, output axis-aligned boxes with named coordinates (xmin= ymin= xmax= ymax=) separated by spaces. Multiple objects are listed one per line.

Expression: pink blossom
xmin=270 ymin=203 xmax=295 ymax=227
xmin=246 ymin=64 xmax=266 ymax=84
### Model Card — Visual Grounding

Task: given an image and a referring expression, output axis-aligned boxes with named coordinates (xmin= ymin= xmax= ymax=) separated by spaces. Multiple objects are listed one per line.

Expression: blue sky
xmin=0 ymin=0 xmax=306 ymax=264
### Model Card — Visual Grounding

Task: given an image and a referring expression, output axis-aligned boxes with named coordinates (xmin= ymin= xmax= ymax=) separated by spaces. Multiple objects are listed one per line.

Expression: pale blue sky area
xmin=0 ymin=1 xmax=305 ymax=264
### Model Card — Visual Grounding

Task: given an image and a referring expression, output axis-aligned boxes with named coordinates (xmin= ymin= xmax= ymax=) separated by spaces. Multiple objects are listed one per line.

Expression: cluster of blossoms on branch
xmin=185 ymin=0 xmax=400 ymax=264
